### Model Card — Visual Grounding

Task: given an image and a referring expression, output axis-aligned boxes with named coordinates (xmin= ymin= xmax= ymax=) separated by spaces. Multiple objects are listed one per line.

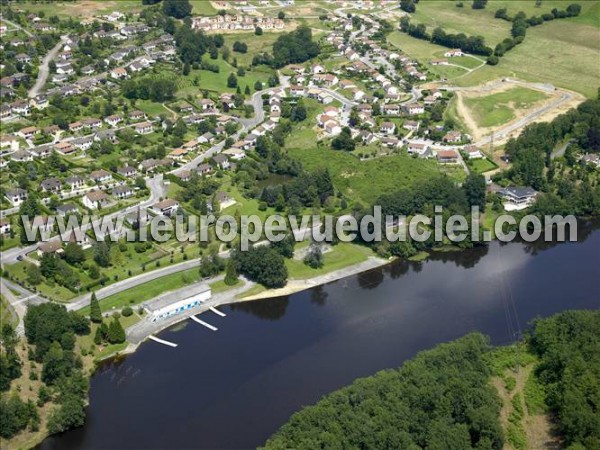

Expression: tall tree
xmin=162 ymin=0 xmax=192 ymax=19
xmin=224 ymin=259 xmax=238 ymax=286
xmin=463 ymin=173 xmax=487 ymax=211
xmin=89 ymin=292 xmax=102 ymax=324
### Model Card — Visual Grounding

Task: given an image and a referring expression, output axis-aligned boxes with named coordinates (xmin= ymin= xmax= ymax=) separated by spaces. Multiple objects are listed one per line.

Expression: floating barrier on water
xmin=190 ymin=315 xmax=218 ymax=331
xmin=209 ymin=306 xmax=226 ymax=317
xmin=148 ymin=335 xmax=178 ymax=347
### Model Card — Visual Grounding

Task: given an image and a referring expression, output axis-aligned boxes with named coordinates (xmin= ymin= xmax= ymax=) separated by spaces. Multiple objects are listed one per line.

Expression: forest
xmin=263 ymin=333 xmax=504 ymax=449
xmin=262 ymin=310 xmax=600 ymax=450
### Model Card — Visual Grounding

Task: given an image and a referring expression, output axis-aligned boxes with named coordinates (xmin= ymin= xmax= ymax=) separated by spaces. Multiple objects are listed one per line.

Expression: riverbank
xmin=240 ymin=256 xmax=390 ymax=301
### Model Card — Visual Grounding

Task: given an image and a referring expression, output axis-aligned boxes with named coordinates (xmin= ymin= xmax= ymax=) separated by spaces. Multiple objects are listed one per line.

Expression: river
xmin=40 ymin=221 xmax=600 ymax=450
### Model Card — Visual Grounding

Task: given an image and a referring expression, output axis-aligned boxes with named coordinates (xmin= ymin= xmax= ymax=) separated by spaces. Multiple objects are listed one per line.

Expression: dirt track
xmin=446 ymin=79 xmax=586 ymax=145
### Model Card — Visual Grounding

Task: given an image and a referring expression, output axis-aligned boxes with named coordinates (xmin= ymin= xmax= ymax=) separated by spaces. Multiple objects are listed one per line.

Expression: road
xmin=29 ymin=35 xmax=68 ymax=98
xmin=1 ymin=17 xmax=34 ymax=38
xmin=0 ymin=278 xmax=46 ymax=335
xmin=0 ymin=175 xmax=166 ymax=265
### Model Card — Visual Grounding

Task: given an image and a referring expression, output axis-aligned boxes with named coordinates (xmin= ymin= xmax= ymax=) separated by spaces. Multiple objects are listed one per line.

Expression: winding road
xmin=29 ymin=35 xmax=68 ymax=98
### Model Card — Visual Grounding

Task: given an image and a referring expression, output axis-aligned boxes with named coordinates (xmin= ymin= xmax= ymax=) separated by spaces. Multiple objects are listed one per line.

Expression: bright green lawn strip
xmin=78 ymin=268 xmax=201 ymax=314
xmin=286 ymin=243 xmax=371 ymax=280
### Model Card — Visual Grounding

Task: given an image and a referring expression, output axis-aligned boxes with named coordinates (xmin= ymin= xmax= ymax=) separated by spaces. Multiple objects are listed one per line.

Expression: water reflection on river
xmin=39 ymin=221 xmax=600 ymax=450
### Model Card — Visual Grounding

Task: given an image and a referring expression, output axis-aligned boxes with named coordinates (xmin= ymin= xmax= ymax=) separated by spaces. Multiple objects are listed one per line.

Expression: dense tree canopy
xmin=263 ymin=333 xmax=503 ymax=449
xmin=528 ymin=310 xmax=600 ymax=449
xmin=162 ymin=0 xmax=192 ymax=19
xmin=272 ymin=26 xmax=320 ymax=68
xmin=232 ymin=246 xmax=288 ymax=288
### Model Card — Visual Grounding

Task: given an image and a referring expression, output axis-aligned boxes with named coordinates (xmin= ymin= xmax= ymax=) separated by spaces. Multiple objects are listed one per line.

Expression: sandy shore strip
xmin=240 ymin=256 xmax=391 ymax=301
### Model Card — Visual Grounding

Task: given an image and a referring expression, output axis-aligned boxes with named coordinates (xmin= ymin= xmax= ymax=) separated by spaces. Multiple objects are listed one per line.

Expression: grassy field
xmin=135 ymin=99 xmax=172 ymax=119
xmin=469 ymin=157 xmax=498 ymax=174
xmin=287 ymin=147 xmax=441 ymax=205
xmin=284 ymin=98 xmax=341 ymax=149
xmin=389 ymin=2 xmax=600 ymax=97
xmin=222 ymin=33 xmax=282 ymax=67
xmin=78 ymin=268 xmax=201 ymax=315
xmin=209 ymin=278 xmax=243 ymax=293
xmin=286 ymin=243 xmax=372 ymax=280
xmin=462 ymin=86 xmax=550 ymax=127
xmin=179 ymin=57 xmax=274 ymax=95
xmin=190 ymin=0 xmax=218 ymax=16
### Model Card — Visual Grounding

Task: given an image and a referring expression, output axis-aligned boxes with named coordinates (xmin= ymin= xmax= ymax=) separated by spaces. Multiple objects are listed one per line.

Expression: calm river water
xmin=40 ymin=221 xmax=600 ymax=450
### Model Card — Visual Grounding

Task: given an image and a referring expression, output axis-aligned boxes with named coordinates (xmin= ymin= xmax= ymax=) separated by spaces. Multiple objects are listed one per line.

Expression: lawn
xmin=179 ymin=58 xmax=274 ymax=96
xmin=209 ymin=278 xmax=244 ymax=294
xmin=284 ymin=98 xmax=341 ymax=149
xmin=286 ymin=242 xmax=372 ymax=280
xmin=287 ymin=147 xmax=441 ymax=205
xmin=78 ymin=268 xmax=201 ymax=314
xmin=469 ymin=157 xmax=498 ymax=174
xmin=191 ymin=0 xmax=218 ymax=16
xmin=135 ymin=99 xmax=172 ymax=119
xmin=462 ymin=86 xmax=550 ymax=128
xmin=223 ymin=32 xmax=282 ymax=67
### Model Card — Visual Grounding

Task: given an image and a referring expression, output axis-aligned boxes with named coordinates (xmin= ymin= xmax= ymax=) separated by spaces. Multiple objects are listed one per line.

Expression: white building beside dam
xmin=144 ymin=286 xmax=212 ymax=322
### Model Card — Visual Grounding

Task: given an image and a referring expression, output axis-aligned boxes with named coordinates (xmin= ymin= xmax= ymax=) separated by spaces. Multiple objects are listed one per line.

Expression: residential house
xmin=18 ymin=126 xmax=39 ymax=139
xmin=104 ymin=114 xmax=123 ymax=127
xmin=199 ymin=98 xmax=216 ymax=111
xmin=73 ymin=136 xmax=94 ymax=151
xmin=381 ymin=136 xmax=400 ymax=148
xmin=65 ymin=175 xmax=85 ymax=190
xmin=5 ymin=188 xmax=27 ymax=206
xmin=117 ymin=166 xmax=138 ymax=178
xmin=168 ymin=148 xmax=189 ymax=161
xmin=464 ymin=144 xmax=483 ymax=159
xmin=443 ymin=131 xmax=462 ymax=143
xmin=56 ymin=203 xmax=78 ymax=216
xmin=213 ymin=154 xmax=230 ymax=170
xmin=383 ymin=104 xmax=401 ymax=115
xmin=41 ymin=178 xmax=62 ymax=193
xmin=222 ymin=148 xmax=246 ymax=160
xmin=198 ymin=132 xmax=215 ymax=144
xmin=37 ymin=241 xmax=63 ymax=257
xmin=324 ymin=120 xmax=341 ymax=136
xmin=129 ymin=110 xmax=146 ymax=122
xmin=140 ymin=159 xmax=159 ymax=172
xmin=499 ymin=187 xmax=538 ymax=210
xmin=54 ymin=141 xmax=76 ymax=155
xmin=444 ymin=49 xmax=464 ymax=57
xmin=0 ymin=218 xmax=11 ymax=235
xmin=112 ymin=185 xmax=134 ymax=199
xmin=83 ymin=191 xmax=110 ymax=209
xmin=379 ymin=122 xmax=396 ymax=135
xmin=90 ymin=169 xmax=112 ymax=183
xmin=134 ymin=121 xmax=153 ymax=135
xmin=152 ymin=199 xmax=179 ymax=217
xmin=11 ymin=150 xmax=33 ymax=162
xmin=196 ymin=164 xmax=213 ymax=176
xmin=407 ymin=142 xmax=429 ymax=155
xmin=403 ymin=103 xmax=425 ymax=115
xmin=436 ymin=149 xmax=459 ymax=164
xmin=110 ymin=67 xmax=128 ymax=79
xmin=81 ymin=117 xmax=102 ymax=129
xmin=403 ymin=120 xmax=420 ymax=132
